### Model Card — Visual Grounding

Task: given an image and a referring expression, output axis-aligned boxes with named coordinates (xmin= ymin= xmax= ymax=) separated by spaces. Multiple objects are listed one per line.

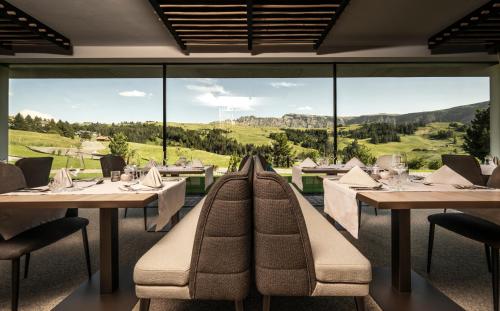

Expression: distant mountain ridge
xmin=234 ymin=102 xmax=489 ymax=128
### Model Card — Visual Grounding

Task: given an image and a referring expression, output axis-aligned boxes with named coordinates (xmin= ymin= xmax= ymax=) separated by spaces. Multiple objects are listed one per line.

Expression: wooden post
xmin=0 ymin=65 xmax=8 ymax=162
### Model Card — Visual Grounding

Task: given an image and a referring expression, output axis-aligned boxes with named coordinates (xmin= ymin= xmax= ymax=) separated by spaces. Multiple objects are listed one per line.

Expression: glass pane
xmin=166 ymin=64 xmax=333 ymax=177
xmin=336 ymin=63 xmax=490 ymax=171
xmin=8 ymin=65 xmax=163 ymax=179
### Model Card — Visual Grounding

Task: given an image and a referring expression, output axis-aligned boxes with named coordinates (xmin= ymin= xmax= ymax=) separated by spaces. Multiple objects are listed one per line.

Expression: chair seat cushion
xmin=429 ymin=212 xmax=500 ymax=248
xmin=0 ymin=216 xmax=89 ymax=260
xmin=291 ymin=186 xmax=372 ymax=285
xmin=134 ymin=198 xmax=205 ymax=287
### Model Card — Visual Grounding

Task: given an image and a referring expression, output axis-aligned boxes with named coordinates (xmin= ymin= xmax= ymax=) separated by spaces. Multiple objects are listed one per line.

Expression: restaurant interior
xmin=0 ymin=1 xmax=500 ymax=311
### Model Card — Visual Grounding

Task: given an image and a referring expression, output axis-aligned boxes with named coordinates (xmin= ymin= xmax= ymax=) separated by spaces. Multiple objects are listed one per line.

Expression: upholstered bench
xmin=253 ymin=156 xmax=371 ymax=311
xmin=134 ymin=158 xmax=253 ymax=311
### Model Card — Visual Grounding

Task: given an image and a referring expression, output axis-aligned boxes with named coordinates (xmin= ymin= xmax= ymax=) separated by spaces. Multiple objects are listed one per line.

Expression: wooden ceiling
xmin=0 ymin=0 xmax=72 ymax=55
xmin=429 ymin=0 xmax=500 ymax=54
xmin=148 ymin=0 xmax=350 ymax=53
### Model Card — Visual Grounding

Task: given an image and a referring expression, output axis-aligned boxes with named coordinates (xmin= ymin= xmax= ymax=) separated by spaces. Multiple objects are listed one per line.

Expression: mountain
xmin=234 ymin=102 xmax=489 ymax=128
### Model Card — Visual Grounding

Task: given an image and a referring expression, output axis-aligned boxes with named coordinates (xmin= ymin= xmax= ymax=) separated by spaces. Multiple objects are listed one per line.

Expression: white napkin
xmin=424 ymin=165 xmax=473 ymax=186
xmin=298 ymin=157 xmax=317 ymax=168
xmin=339 ymin=166 xmax=379 ymax=187
xmin=141 ymin=166 xmax=163 ymax=188
xmin=53 ymin=168 xmax=73 ymax=188
xmin=191 ymin=159 xmax=204 ymax=168
xmin=145 ymin=159 xmax=157 ymax=169
xmin=344 ymin=157 xmax=365 ymax=168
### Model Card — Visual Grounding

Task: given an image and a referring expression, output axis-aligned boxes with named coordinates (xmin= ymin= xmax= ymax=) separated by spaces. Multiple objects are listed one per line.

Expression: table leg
xmin=391 ymin=209 xmax=411 ymax=292
xmin=100 ymin=208 xmax=119 ymax=294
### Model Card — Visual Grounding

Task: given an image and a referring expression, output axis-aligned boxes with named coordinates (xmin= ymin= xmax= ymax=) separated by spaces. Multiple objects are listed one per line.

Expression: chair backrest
xmin=15 ymin=157 xmax=53 ymax=188
xmin=99 ymin=155 xmax=126 ymax=178
xmin=188 ymin=157 xmax=253 ymax=300
xmin=252 ymin=155 xmax=316 ymax=296
xmin=441 ymin=154 xmax=485 ymax=186
xmin=487 ymin=166 xmax=500 ymax=188
xmin=0 ymin=162 xmax=27 ymax=194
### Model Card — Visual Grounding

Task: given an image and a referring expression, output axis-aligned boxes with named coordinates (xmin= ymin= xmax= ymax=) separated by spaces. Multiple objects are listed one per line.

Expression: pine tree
xmin=463 ymin=107 xmax=490 ymax=161
xmin=12 ymin=113 xmax=26 ymax=130
xmin=271 ymin=133 xmax=294 ymax=167
xmin=109 ymin=132 xmax=129 ymax=158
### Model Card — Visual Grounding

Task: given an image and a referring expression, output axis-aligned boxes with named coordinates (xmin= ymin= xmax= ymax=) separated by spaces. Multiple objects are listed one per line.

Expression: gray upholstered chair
xmin=134 ymin=157 xmax=253 ymax=311
xmin=427 ymin=166 xmax=500 ymax=311
xmin=442 ymin=154 xmax=486 ymax=186
xmin=253 ymin=156 xmax=371 ymax=311
xmin=0 ymin=162 xmax=91 ymax=311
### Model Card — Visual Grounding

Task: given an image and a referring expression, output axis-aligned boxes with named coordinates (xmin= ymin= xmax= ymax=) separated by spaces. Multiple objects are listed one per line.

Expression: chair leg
xmin=235 ymin=300 xmax=244 ymax=311
xmin=492 ymin=248 xmax=499 ymax=311
xmin=24 ymin=253 xmax=30 ymax=279
xmin=139 ymin=298 xmax=151 ymax=311
xmin=12 ymin=258 xmax=20 ymax=311
xmin=143 ymin=207 xmax=148 ymax=231
xmin=82 ymin=227 xmax=92 ymax=280
xmin=427 ymin=222 xmax=435 ymax=273
xmin=354 ymin=296 xmax=365 ymax=311
xmin=486 ymin=244 xmax=492 ymax=273
xmin=262 ymin=295 xmax=271 ymax=311
xmin=373 ymin=207 xmax=378 ymax=216
xmin=124 ymin=208 xmax=128 ymax=218
xmin=357 ymin=201 xmax=362 ymax=229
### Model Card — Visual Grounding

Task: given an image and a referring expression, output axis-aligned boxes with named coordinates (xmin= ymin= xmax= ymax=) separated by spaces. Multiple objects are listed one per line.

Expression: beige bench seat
xmin=290 ymin=186 xmax=371 ymax=296
xmin=134 ymin=198 xmax=205 ymax=297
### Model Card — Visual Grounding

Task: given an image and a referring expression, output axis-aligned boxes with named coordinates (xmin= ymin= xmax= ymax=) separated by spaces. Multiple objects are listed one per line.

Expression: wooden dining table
xmin=356 ymin=190 xmax=500 ymax=311
xmin=0 ymin=191 xmax=159 ymax=310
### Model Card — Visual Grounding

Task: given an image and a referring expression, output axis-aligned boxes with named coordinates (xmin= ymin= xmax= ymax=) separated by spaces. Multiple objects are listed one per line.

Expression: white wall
xmin=0 ymin=65 xmax=8 ymax=161
xmin=490 ymin=64 xmax=500 ymax=158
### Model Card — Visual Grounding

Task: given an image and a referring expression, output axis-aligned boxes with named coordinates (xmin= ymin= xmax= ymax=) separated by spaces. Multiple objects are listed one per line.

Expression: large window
xmin=336 ymin=64 xmax=491 ymax=170
xmin=166 ymin=65 xmax=333 ymax=173
xmin=8 ymin=65 xmax=163 ymax=178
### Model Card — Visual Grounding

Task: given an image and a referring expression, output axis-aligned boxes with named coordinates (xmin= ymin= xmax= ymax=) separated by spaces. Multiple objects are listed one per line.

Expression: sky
xmin=9 ymin=76 xmax=490 ymax=124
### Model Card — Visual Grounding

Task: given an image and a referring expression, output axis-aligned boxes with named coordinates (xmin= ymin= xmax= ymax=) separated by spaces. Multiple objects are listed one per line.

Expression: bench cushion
xmin=429 ymin=212 xmax=500 ymax=248
xmin=291 ymin=186 xmax=372 ymax=285
xmin=134 ymin=198 xmax=205 ymax=287
xmin=0 ymin=216 xmax=88 ymax=260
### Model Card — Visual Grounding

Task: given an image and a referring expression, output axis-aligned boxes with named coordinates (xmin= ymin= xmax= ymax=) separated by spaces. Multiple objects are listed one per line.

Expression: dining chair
xmin=427 ymin=166 xmax=500 ymax=311
xmin=441 ymin=154 xmax=486 ymax=186
xmin=15 ymin=157 xmax=53 ymax=187
xmin=0 ymin=162 xmax=91 ymax=311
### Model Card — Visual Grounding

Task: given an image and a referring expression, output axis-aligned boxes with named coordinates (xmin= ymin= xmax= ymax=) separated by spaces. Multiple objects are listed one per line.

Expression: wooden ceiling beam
xmin=314 ymin=0 xmax=349 ymax=50
xmin=148 ymin=0 xmax=187 ymax=51
xmin=247 ymin=0 xmax=253 ymax=51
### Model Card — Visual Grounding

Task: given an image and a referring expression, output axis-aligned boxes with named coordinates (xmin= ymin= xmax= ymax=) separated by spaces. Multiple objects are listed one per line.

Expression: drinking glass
xmin=110 ymin=171 xmax=121 ymax=182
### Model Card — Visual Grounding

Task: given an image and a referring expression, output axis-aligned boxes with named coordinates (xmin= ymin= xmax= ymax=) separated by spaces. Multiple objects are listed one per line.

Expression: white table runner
xmin=323 ymin=178 xmax=500 ymax=239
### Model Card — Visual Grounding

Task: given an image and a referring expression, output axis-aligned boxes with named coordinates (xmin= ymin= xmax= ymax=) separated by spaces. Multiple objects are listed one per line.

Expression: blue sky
xmin=9 ymin=76 xmax=489 ymax=123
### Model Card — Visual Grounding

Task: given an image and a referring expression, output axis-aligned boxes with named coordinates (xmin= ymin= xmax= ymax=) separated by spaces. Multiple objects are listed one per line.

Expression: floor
xmin=0 ymin=195 xmax=495 ymax=311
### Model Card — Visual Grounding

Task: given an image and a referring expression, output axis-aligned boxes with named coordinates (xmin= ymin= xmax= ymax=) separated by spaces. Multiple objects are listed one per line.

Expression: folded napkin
xmin=424 ymin=165 xmax=473 ymax=186
xmin=298 ymin=157 xmax=317 ymax=168
xmin=344 ymin=157 xmax=365 ymax=168
xmin=54 ymin=168 xmax=73 ymax=188
xmin=339 ymin=166 xmax=379 ymax=187
xmin=141 ymin=166 xmax=163 ymax=188
xmin=191 ymin=159 xmax=204 ymax=168
xmin=145 ymin=159 xmax=157 ymax=169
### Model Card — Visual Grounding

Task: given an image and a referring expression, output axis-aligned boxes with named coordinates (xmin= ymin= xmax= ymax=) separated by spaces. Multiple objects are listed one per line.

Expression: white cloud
xmin=19 ymin=109 xmax=57 ymax=121
xmin=119 ymin=90 xmax=147 ymax=97
xmin=270 ymin=81 xmax=304 ymax=88
xmin=186 ymin=84 xmax=229 ymax=95
xmin=297 ymin=106 xmax=313 ymax=111
xmin=182 ymin=78 xmax=217 ymax=85
xmin=196 ymin=93 xmax=260 ymax=111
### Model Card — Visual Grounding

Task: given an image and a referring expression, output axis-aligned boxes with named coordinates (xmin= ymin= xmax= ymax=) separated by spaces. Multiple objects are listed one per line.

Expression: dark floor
xmin=0 ymin=195 xmax=495 ymax=311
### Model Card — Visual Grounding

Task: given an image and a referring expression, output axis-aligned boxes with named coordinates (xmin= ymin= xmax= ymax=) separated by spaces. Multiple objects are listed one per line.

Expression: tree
xmin=12 ymin=113 xmax=26 ymax=130
xmin=463 ymin=107 xmax=490 ymax=161
xmin=271 ymin=133 xmax=294 ymax=167
xmin=109 ymin=132 xmax=129 ymax=158
xmin=227 ymin=153 xmax=241 ymax=173
xmin=340 ymin=139 xmax=375 ymax=165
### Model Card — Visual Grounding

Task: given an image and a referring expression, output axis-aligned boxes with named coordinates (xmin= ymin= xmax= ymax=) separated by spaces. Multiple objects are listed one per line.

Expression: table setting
xmin=323 ymin=156 xmax=500 ymax=238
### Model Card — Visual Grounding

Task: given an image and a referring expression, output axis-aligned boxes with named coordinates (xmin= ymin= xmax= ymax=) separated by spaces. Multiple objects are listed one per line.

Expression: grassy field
xmin=8 ymin=121 xmax=465 ymax=171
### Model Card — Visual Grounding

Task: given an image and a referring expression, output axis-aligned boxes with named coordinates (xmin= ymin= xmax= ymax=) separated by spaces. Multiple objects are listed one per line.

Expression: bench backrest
xmin=188 ymin=157 xmax=253 ymax=300
xmin=253 ymin=155 xmax=316 ymax=296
